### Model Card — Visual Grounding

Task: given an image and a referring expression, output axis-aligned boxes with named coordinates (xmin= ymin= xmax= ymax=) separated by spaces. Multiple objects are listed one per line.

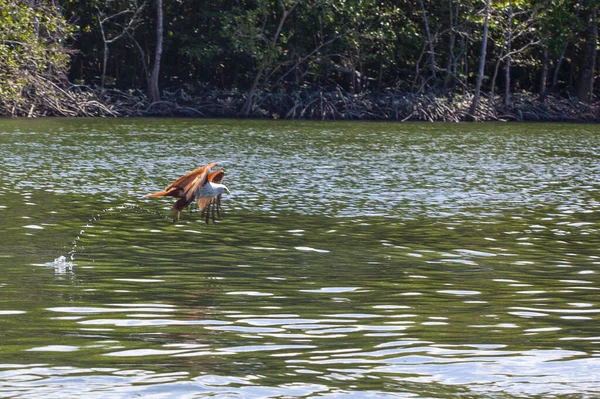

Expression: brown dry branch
xmin=3 ymin=79 xmax=598 ymax=122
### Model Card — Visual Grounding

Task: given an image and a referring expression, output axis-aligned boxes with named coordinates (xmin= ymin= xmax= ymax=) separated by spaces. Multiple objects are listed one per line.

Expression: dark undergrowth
xmin=3 ymin=83 xmax=599 ymax=122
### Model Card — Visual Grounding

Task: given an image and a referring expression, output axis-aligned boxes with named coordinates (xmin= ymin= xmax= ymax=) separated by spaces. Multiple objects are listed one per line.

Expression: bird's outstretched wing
xmin=165 ymin=162 xmax=217 ymax=193
xmin=172 ymin=163 xmax=216 ymax=212
xmin=143 ymin=186 xmax=182 ymax=198
xmin=207 ymin=169 xmax=224 ymax=184
xmin=144 ymin=162 xmax=227 ymax=223
xmin=144 ymin=162 xmax=217 ymax=212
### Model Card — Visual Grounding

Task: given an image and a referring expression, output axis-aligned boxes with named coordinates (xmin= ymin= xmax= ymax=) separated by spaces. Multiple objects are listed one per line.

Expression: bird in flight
xmin=144 ymin=162 xmax=230 ymax=223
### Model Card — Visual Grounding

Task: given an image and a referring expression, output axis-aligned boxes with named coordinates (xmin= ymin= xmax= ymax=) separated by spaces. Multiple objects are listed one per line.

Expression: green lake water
xmin=0 ymin=118 xmax=599 ymax=398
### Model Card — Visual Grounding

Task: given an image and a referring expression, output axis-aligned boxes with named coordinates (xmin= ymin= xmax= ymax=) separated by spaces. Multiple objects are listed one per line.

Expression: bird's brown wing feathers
xmin=172 ymin=172 xmax=208 ymax=212
xmin=145 ymin=162 xmax=217 ymax=211
xmin=145 ymin=162 xmax=225 ymax=220
xmin=195 ymin=198 xmax=213 ymax=212
xmin=143 ymin=187 xmax=182 ymax=198
xmin=166 ymin=162 xmax=217 ymax=192
xmin=207 ymin=169 xmax=225 ymax=184
xmin=173 ymin=163 xmax=216 ymax=212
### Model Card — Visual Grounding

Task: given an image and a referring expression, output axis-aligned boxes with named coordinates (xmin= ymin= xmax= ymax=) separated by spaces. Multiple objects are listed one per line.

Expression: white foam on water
xmin=44 ymin=255 xmax=74 ymax=274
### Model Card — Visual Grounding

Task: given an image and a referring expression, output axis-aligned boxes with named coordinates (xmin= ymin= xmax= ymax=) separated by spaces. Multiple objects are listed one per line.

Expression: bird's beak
xmin=225 ymin=186 xmax=231 ymax=195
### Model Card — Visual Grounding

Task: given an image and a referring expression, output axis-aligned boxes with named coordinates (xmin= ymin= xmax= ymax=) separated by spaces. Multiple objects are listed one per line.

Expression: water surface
xmin=0 ymin=119 xmax=599 ymax=398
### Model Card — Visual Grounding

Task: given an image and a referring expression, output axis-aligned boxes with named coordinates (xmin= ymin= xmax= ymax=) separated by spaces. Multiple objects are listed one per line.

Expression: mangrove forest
xmin=1 ymin=0 xmax=599 ymax=121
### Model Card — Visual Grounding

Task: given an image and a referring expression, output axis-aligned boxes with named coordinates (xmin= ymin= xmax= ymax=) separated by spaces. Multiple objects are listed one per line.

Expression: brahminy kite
xmin=144 ymin=162 xmax=230 ymax=222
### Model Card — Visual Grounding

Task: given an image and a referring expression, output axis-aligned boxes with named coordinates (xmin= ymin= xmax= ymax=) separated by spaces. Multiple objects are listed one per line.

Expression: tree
xmin=418 ymin=0 xmax=437 ymax=90
xmin=445 ymin=0 xmax=460 ymax=96
xmin=487 ymin=2 xmax=539 ymax=106
xmin=577 ymin=1 xmax=597 ymax=102
xmin=96 ymin=0 xmax=145 ymax=93
xmin=0 ymin=0 xmax=72 ymax=116
xmin=544 ymin=0 xmax=581 ymax=93
xmin=148 ymin=0 xmax=163 ymax=103
xmin=469 ymin=0 xmax=491 ymax=119
xmin=504 ymin=3 xmax=514 ymax=107
xmin=239 ymin=0 xmax=300 ymax=116
xmin=538 ymin=0 xmax=549 ymax=100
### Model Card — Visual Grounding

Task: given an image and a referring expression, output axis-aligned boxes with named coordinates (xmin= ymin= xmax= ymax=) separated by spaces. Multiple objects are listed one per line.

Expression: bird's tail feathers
xmin=144 ymin=190 xmax=169 ymax=198
xmin=144 ymin=187 xmax=181 ymax=198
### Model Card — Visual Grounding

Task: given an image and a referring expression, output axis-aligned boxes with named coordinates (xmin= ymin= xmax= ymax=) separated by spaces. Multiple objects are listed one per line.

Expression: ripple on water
xmin=26 ymin=346 xmax=80 ymax=352
xmin=299 ymin=287 xmax=361 ymax=293
xmin=295 ymin=246 xmax=330 ymax=253
xmin=437 ymin=290 xmax=481 ymax=296
xmin=47 ymin=304 xmax=176 ymax=316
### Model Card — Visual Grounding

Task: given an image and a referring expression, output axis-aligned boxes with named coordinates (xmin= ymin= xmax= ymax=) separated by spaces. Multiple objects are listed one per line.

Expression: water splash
xmin=49 ymin=255 xmax=74 ymax=274
xmin=51 ymin=204 xmax=170 ymax=272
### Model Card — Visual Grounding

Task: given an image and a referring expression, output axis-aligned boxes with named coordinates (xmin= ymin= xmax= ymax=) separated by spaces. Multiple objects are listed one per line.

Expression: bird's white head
xmin=212 ymin=183 xmax=230 ymax=196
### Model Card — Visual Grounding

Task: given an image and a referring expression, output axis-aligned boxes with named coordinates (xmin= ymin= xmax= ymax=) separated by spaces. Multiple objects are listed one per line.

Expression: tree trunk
xmin=538 ymin=0 xmax=549 ymax=101
xmin=539 ymin=46 xmax=549 ymax=101
xmin=490 ymin=50 xmax=504 ymax=97
xmin=504 ymin=4 xmax=513 ymax=108
xmin=97 ymin=11 xmax=112 ymax=95
xmin=577 ymin=4 xmax=597 ymax=103
xmin=101 ymin=42 xmax=108 ymax=93
xmin=243 ymin=66 xmax=265 ymax=116
xmin=148 ymin=0 xmax=163 ymax=103
xmin=552 ymin=2 xmax=580 ymax=93
xmin=418 ymin=0 xmax=437 ymax=88
xmin=445 ymin=0 xmax=458 ymax=96
xmin=551 ymin=42 xmax=568 ymax=92
xmin=468 ymin=0 xmax=490 ymax=120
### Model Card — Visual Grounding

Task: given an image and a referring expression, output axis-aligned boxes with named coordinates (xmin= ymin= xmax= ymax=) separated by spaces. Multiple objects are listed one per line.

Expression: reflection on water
xmin=0 ymin=119 xmax=599 ymax=397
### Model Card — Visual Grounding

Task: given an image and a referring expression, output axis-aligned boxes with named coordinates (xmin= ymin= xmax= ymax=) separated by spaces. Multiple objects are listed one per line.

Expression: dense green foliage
xmin=0 ymin=0 xmax=599 ymax=118
xmin=0 ymin=0 xmax=71 ymax=115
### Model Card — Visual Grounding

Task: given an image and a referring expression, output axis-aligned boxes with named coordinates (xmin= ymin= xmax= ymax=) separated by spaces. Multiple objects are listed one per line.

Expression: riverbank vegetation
xmin=1 ymin=0 xmax=599 ymax=121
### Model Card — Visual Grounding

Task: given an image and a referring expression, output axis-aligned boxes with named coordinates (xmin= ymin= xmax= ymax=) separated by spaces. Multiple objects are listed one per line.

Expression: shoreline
xmin=3 ymin=87 xmax=599 ymax=122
